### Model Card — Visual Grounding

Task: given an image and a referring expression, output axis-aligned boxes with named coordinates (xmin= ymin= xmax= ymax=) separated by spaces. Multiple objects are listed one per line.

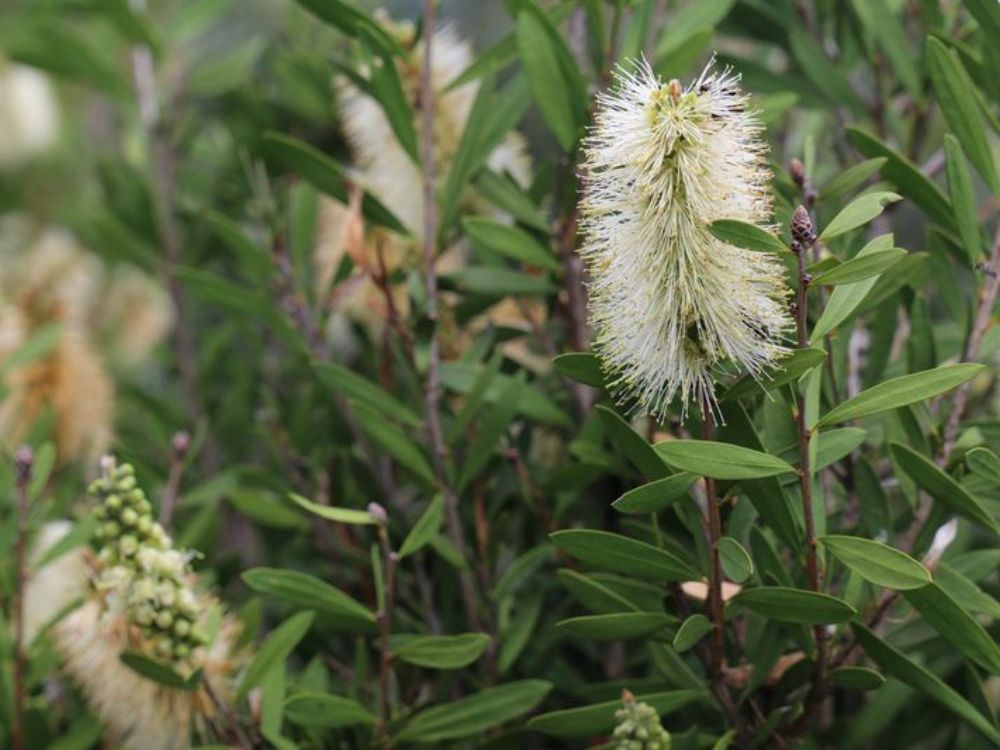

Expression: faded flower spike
xmin=579 ymin=60 xmax=791 ymax=417
xmin=613 ymin=689 xmax=671 ymax=750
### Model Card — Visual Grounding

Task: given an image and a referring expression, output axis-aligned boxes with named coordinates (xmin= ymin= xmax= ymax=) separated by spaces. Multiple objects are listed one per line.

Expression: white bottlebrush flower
xmin=0 ymin=62 xmax=60 ymax=168
xmin=579 ymin=60 xmax=791 ymax=417
xmin=22 ymin=461 xmax=246 ymax=750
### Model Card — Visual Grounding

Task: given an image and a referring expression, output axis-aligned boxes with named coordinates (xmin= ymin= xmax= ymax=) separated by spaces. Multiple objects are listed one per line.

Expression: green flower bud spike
xmin=88 ymin=455 xmax=208 ymax=669
xmin=613 ymin=690 xmax=671 ymax=750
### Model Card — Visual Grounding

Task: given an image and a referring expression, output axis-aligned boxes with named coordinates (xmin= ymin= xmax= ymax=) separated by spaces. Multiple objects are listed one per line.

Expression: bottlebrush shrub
xmin=0 ymin=1 xmax=998 ymax=749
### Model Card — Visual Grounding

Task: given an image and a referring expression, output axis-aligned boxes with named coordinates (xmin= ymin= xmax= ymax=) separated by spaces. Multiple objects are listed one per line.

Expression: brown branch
xmin=417 ymin=0 xmax=481 ymax=631
xmin=789 ymin=207 xmax=827 ymax=734
xmin=128 ymin=8 xmax=219 ymax=471
xmin=11 ymin=446 xmax=32 ymax=750
xmin=158 ymin=430 xmax=190 ymax=530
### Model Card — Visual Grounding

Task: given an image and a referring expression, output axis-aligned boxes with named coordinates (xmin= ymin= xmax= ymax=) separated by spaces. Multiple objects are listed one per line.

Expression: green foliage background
xmin=0 ymin=0 xmax=999 ymax=748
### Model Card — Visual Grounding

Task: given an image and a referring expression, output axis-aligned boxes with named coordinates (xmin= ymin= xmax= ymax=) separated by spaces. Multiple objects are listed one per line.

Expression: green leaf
xmin=173 ymin=267 xmax=264 ymax=315
xmin=119 ymin=652 xmax=192 ymax=690
xmin=811 ymin=234 xmax=896 ymax=342
xmin=516 ymin=9 xmax=584 ymax=151
xmin=283 ymin=692 xmax=375 ymax=728
xmin=815 ymin=364 xmax=984 ymax=428
xmin=289 ymin=493 xmax=374 ymax=525
xmin=313 ymin=361 xmax=420 ymax=427
xmin=654 ymin=440 xmax=796 ymax=480
xmin=458 ymin=373 xmax=523 ymax=490
xmin=716 ymin=538 xmax=754 ymax=583
xmin=474 ymin=169 xmax=549 ymax=231
xmin=818 ymin=191 xmax=902 ymax=241
xmin=788 ymin=27 xmax=867 ymax=115
xmin=818 ymin=535 xmax=931 ymax=590
xmin=853 ymin=625 xmax=1000 ymax=744
xmin=927 ymin=37 xmax=999 ymax=192
xmin=556 ymin=569 xmax=642 ymax=613
xmin=238 ymin=611 xmax=315 ymax=700
xmin=463 ymin=216 xmax=558 ymax=271
xmin=828 ymin=666 xmax=885 ymax=691
xmin=352 ymin=401 xmax=435 ymax=485
xmin=818 ymin=158 xmax=889 ymax=204
xmin=810 ymin=247 xmax=906 ymax=285
xmin=889 ymin=443 xmax=1000 ymax=535
xmin=261 ymin=132 xmax=406 ymax=234
xmin=398 ymin=495 xmax=445 ymax=559
xmin=202 ymin=210 xmax=271 ymax=280
xmin=553 ymin=353 xmax=604 ymax=388
xmin=966 ymin=447 xmax=1000 ymax=485
xmin=612 ymin=474 xmax=697 ymax=514
xmin=550 ymin=530 xmax=697 ymax=582
xmin=596 ymin=405 xmax=671 ymax=479
xmin=814 ymin=427 xmax=867 ymax=470
xmin=847 ymin=128 xmax=954 ymax=229
xmin=654 ymin=0 xmax=735 ymax=62
xmin=397 ymin=680 xmax=552 ymax=743
xmin=392 ymin=633 xmax=490 ymax=670
xmin=360 ymin=32 xmax=419 ymax=163
xmin=673 ymin=614 xmax=714 ymax=652
xmin=242 ymin=569 xmax=375 ymax=630
xmin=528 ymin=690 xmax=705 ymax=738
xmin=556 ymin=612 xmax=674 ymax=640
xmin=903 ymin=582 xmax=1000 ymax=675
xmin=0 ymin=322 xmax=61 ymax=375
xmin=290 ymin=0 xmax=400 ymax=52
xmin=708 ymin=220 xmax=787 ymax=254
xmin=848 ymin=0 xmax=920 ymax=97
xmin=944 ymin=135 xmax=982 ymax=265
xmin=445 ymin=267 xmax=556 ymax=296
xmin=723 ymin=348 xmax=827 ymax=401
xmin=732 ymin=587 xmax=856 ymax=624
xmin=33 ymin=516 xmax=97 ymax=570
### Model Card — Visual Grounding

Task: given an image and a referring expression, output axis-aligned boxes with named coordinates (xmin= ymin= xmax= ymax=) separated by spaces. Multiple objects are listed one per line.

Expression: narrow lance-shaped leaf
xmin=732 ymin=587 xmax=857 ymax=624
xmin=555 ymin=612 xmax=674 ymax=640
xmin=819 ymin=191 xmax=901 ymax=241
xmin=818 ymin=535 xmax=931 ymax=590
xmin=709 ymin=219 xmax=788 ymax=254
xmin=654 ymin=440 xmax=796 ymax=480
xmin=810 ymin=247 xmax=907 ymax=286
xmin=927 ymin=37 xmax=999 ymax=192
xmin=853 ymin=624 xmax=1000 ymax=745
xmin=903 ymin=582 xmax=1000 ymax=675
xmin=550 ymin=529 xmax=698 ymax=581
xmin=889 ymin=442 xmax=1000 ymax=535
xmin=815 ymin=364 xmax=984 ymax=427
xmin=944 ymin=134 xmax=982 ymax=264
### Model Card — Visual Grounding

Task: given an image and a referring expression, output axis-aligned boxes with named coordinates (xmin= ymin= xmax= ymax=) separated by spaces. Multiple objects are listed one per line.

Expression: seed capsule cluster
xmin=613 ymin=690 xmax=672 ymax=750
xmin=89 ymin=457 xmax=206 ymax=665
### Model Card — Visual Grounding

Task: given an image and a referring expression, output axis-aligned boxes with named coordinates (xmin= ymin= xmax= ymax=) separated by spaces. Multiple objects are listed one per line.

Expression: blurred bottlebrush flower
xmin=579 ymin=60 xmax=791 ymax=417
xmin=313 ymin=13 xmax=533 ymax=347
xmin=0 ymin=218 xmax=172 ymax=462
xmin=25 ymin=458 xmax=244 ymax=750
xmin=0 ymin=61 xmax=60 ymax=168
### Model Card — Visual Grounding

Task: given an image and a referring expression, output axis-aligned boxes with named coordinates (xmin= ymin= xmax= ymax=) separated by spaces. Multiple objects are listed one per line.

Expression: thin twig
xmin=417 ymin=0 xmax=481 ymax=631
xmin=11 ymin=446 xmax=32 ymax=750
xmin=789 ymin=206 xmax=827 ymax=734
xmin=159 ymin=430 xmax=190 ymax=530
xmin=701 ymin=402 xmax=726 ymax=680
xmin=373 ymin=505 xmax=397 ymax=741
xmin=128 ymin=0 xmax=219 ymax=471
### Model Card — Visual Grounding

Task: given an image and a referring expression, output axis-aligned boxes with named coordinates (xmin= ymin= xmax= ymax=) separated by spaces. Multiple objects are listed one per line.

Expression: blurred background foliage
xmin=0 ymin=0 xmax=998 ymax=748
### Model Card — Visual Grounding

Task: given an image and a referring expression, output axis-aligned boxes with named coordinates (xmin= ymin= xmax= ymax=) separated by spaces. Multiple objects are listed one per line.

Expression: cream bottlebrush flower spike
xmin=24 ymin=457 xmax=245 ymax=750
xmin=579 ymin=60 xmax=791 ymax=418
